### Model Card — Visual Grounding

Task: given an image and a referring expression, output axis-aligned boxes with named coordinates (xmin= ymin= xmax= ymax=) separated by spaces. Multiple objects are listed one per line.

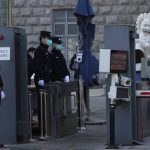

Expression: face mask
xmin=30 ymin=52 xmax=34 ymax=59
xmin=47 ymin=39 xmax=52 ymax=46
xmin=56 ymin=44 xmax=63 ymax=50
xmin=29 ymin=52 xmax=34 ymax=59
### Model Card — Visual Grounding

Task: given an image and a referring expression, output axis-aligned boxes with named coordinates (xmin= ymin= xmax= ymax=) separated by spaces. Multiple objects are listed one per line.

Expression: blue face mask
xmin=56 ymin=44 xmax=63 ymax=50
xmin=47 ymin=39 xmax=52 ymax=46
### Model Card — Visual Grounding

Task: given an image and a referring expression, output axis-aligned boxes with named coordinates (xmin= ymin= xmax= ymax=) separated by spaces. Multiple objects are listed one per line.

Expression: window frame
xmin=53 ymin=9 xmax=78 ymax=61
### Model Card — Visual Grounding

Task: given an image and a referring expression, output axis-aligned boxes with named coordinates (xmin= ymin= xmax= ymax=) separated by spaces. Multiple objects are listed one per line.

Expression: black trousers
xmin=83 ymin=86 xmax=90 ymax=114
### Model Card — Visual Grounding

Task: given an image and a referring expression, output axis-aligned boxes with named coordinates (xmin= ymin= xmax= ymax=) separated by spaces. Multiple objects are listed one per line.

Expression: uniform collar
xmin=40 ymin=43 xmax=49 ymax=49
xmin=52 ymin=48 xmax=61 ymax=52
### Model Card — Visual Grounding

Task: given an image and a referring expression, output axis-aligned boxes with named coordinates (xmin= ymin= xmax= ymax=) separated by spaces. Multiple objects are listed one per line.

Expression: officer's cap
xmin=40 ymin=31 xmax=52 ymax=39
xmin=52 ymin=37 xmax=63 ymax=44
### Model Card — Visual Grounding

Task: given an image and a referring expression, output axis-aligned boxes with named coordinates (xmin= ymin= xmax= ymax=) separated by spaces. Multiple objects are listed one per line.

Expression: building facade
xmin=1 ymin=0 xmax=150 ymax=61
xmin=0 ymin=0 xmax=11 ymax=26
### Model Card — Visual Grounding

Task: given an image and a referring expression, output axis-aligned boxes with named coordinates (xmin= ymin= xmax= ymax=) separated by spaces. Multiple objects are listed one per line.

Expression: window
xmin=0 ymin=0 xmax=11 ymax=27
xmin=53 ymin=9 xmax=78 ymax=62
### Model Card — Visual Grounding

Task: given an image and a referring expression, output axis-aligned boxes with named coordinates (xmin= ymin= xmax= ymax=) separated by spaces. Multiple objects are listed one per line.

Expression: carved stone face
xmin=136 ymin=13 xmax=150 ymax=58
xmin=141 ymin=19 xmax=150 ymax=33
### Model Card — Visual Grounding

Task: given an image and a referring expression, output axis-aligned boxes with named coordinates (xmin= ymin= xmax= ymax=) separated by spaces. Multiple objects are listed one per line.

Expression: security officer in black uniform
xmin=50 ymin=37 xmax=70 ymax=116
xmin=50 ymin=37 xmax=70 ymax=82
xmin=34 ymin=31 xmax=53 ymax=130
xmin=34 ymin=31 xmax=52 ymax=87
xmin=27 ymin=47 xmax=36 ymax=85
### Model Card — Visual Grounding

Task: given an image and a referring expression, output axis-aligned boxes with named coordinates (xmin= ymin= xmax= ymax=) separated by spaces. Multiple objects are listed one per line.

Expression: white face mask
xmin=136 ymin=63 xmax=141 ymax=71
xmin=29 ymin=52 xmax=34 ymax=59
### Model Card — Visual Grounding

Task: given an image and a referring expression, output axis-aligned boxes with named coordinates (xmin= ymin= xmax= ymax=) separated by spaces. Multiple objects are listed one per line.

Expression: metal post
xmin=28 ymin=91 xmax=34 ymax=141
xmin=77 ymin=79 xmax=81 ymax=128
xmin=28 ymin=90 xmax=37 ymax=141
xmin=40 ymin=90 xmax=44 ymax=140
xmin=44 ymin=91 xmax=48 ymax=139
xmin=50 ymin=93 xmax=54 ymax=136
xmin=63 ymin=96 xmax=67 ymax=116
xmin=85 ymin=87 xmax=90 ymax=118
xmin=71 ymin=93 xmax=77 ymax=113
xmin=106 ymin=102 xmax=119 ymax=149
xmin=0 ymin=90 xmax=1 ymax=106
xmin=79 ymin=79 xmax=86 ymax=130
xmin=8 ymin=0 xmax=12 ymax=26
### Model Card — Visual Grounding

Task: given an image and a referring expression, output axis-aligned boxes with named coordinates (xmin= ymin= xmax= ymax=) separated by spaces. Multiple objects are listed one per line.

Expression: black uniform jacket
xmin=27 ymin=54 xmax=35 ymax=84
xmin=34 ymin=43 xmax=51 ymax=85
xmin=50 ymin=48 xmax=69 ymax=82
xmin=0 ymin=75 xmax=3 ymax=90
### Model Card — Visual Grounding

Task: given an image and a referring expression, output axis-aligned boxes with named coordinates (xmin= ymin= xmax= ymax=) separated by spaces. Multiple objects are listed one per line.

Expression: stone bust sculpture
xmin=136 ymin=12 xmax=150 ymax=58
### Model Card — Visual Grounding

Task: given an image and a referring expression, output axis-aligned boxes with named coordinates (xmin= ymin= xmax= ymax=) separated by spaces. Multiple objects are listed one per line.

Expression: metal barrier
xmin=28 ymin=82 xmax=78 ymax=139
xmin=28 ymin=87 xmax=48 ymax=141
xmin=44 ymin=91 xmax=48 ymax=139
xmin=39 ymin=89 xmax=48 ymax=140
xmin=28 ymin=90 xmax=34 ymax=141
xmin=78 ymin=79 xmax=86 ymax=130
xmin=0 ymin=90 xmax=1 ymax=106
xmin=39 ymin=90 xmax=44 ymax=140
xmin=44 ymin=81 xmax=78 ymax=137
xmin=136 ymin=82 xmax=150 ymax=142
xmin=49 ymin=92 xmax=54 ymax=137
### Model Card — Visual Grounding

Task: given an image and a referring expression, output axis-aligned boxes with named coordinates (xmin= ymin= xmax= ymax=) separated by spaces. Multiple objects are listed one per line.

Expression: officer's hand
xmin=38 ymin=80 xmax=45 ymax=86
xmin=1 ymin=91 xmax=5 ymax=99
xmin=64 ymin=75 xmax=70 ymax=82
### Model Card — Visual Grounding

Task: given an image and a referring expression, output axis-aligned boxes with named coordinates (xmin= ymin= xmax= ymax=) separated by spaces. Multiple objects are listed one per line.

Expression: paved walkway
xmin=1 ymin=88 xmax=150 ymax=150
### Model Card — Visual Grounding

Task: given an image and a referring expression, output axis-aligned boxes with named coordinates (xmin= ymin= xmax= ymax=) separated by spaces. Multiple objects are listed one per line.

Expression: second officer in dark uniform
xmin=50 ymin=37 xmax=70 ymax=82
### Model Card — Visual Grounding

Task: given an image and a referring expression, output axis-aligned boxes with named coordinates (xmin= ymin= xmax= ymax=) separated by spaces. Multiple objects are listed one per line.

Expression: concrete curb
xmin=90 ymin=88 xmax=105 ymax=97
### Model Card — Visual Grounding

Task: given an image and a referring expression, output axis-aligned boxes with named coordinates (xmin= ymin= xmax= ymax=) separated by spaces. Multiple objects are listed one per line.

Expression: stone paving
xmin=1 ymin=89 xmax=150 ymax=150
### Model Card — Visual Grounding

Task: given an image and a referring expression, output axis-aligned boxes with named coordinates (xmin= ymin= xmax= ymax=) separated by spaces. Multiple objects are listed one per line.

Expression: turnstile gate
xmin=0 ymin=27 xmax=28 ymax=144
xmin=44 ymin=81 xmax=78 ymax=138
xmin=104 ymin=25 xmax=137 ymax=145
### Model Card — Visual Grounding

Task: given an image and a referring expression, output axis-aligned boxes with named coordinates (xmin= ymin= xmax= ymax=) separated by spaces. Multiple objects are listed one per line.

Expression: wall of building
xmin=12 ymin=0 xmax=76 ymax=49
xmin=12 ymin=0 xmax=150 ymax=54
xmin=0 ymin=0 xmax=9 ymax=26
